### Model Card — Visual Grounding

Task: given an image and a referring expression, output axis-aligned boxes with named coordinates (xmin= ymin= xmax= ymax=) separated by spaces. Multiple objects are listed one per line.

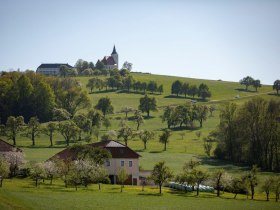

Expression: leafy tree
xmin=252 ymin=79 xmax=261 ymax=92
xmin=30 ymin=162 xmax=46 ymax=187
xmin=73 ymin=114 xmax=91 ymax=141
xmin=158 ymin=84 xmax=163 ymax=94
xmin=4 ymin=151 xmax=25 ymax=177
xmin=198 ymin=83 xmax=211 ymax=100
xmin=52 ymin=108 xmax=71 ymax=121
xmin=150 ymin=161 xmax=173 ymax=194
xmin=231 ymin=177 xmax=245 ymax=199
xmin=86 ymin=78 xmax=97 ymax=93
xmin=118 ymin=126 xmax=133 ymax=146
xmin=0 ymin=158 xmax=9 ymax=187
xmin=134 ymin=110 xmax=144 ymax=130
xmin=239 ymin=76 xmax=254 ymax=90
xmin=87 ymin=109 xmax=103 ymax=128
xmin=122 ymin=61 xmax=133 ymax=71
xmin=60 ymin=65 xmax=70 ymax=78
xmin=188 ymin=85 xmax=198 ymax=98
xmin=244 ymin=165 xmax=259 ymax=200
xmin=123 ymin=75 xmax=134 ymax=92
xmin=42 ymin=122 xmax=57 ymax=147
xmin=58 ymin=121 xmax=80 ymax=146
xmin=273 ymin=80 xmax=280 ymax=95
xmin=139 ymin=130 xmax=155 ymax=150
xmin=171 ymin=80 xmax=182 ymax=96
xmin=117 ymin=168 xmax=128 ymax=192
xmin=212 ymin=169 xmax=225 ymax=197
xmin=194 ymin=105 xmax=208 ymax=127
xmin=58 ymin=89 xmax=91 ymax=116
xmin=147 ymin=81 xmax=157 ymax=94
xmin=95 ymin=60 xmax=105 ymax=70
xmin=103 ymin=117 xmax=111 ymax=130
xmin=261 ymin=177 xmax=274 ymax=201
xmin=203 ymin=137 xmax=213 ymax=156
xmin=89 ymin=62 xmax=95 ymax=69
xmin=138 ymin=95 xmax=157 ymax=117
xmin=95 ymin=97 xmax=114 ymax=117
xmin=43 ymin=161 xmax=59 ymax=185
xmin=161 ymin=106 xmax=174 ymax=129
xmin=209 ymin=105 xmax=216 ymax=117
xmin=193 ymin=168 xmax=209 ymax=196
xmin=121 ymin=106 xmax=134 ymax=119
xmin=93 ymin=166 xmax=110 ymax=190
xmin=25 ymin=116 xmax=40 ymax=146
xmin=5 ymin=116 xmax=24 ymax=145
xmin=181 ymin=82 xmax=189 ymax=98
xmin=159 ymin=129 xmax=171 ymax=151
xmin=272 ymin=176 xmax=280 ymax=202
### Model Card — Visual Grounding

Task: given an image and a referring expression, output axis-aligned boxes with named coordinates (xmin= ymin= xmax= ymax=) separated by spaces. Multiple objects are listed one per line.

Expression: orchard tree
xmin=212 ymin=169 xmax=225 ymax=197
xmin=117 ymin=168 xmax=128 ymax=192
xmin=194 ymin=104 xmax=208 ymax=127
xmin=134 ymin=110 xmax=144 ymax=130
xmin=159 ymin=129 xmax=171 ymax=151
xmin=4 ymin=151 xmax=25 ymax=177
xmin=158 ymin=84 xmax=163 ymax=94
xmin=60 ymin=65 xmax=70 ymax=78
xmin=161 ymin=106 xmax=174 ymax=129
xmin=93 ymin=165 xmax=110 ymax=190
xmin=118 ymin=126 xmax=133 ymax=146
xmin=240 ymin=76 xmax=254 ymax=91
xmin=0 ymin=158 xmax=9 ymax=187
xmin=25 ymin=116 xmax=40 ymax=146
xmin=87 ymin=109 xmax=103 ymax=128
xmin=43 ymin=161 xmax=59 ymax=185
xmin=30 ymin=162 xmax=46 ymax=187
xmin=198 ymin=83 xmax=211 ymax=100
xmin=42 ymin=122 xmax=57 ymax=147
xmin=244 ymin=165 xmax=259 ymax=200
xmin=122 ymin=61 xmax=133 ymax=71
xmin=150 ymin=161 xmax=173 ymax=194
xmin=5 ymin=116 xmax=24 ymax=145
xmin=273 ymin=80 xmax=280 ymax=95
xmin=139 ymin=95 xmax=157 ymax=117
xmin=252 ymin=79 xmax=261 ymax=92
xmin=121 ymin=106 xmax=134 ymax=119
xmin=95 ymin=97 xmax=114 ymax=117
xmin=193 ymin=168 xmax=209 ymax=196
xmin=188 ymin=85 xmax=198 ymax=99
xmin=261 ymin=177 xmax=274 ymax=201
xmin=58 ymin=121 xmax=80 ymax=146
xmin=73 ymin=114 xmax=91 ymax=141
xmin=181 ymin=82 xmax=189 ymax=98
xmin=52 ymin=108 xmax=71 ymax=121
xmin=139 ymin=130 xmax=155 ymax=150
xmin=171 ymin=80 xmax=182 ymax=96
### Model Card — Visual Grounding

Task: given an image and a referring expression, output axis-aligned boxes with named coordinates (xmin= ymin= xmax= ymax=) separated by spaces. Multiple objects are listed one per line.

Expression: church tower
xmin=111 ymin=45 xmax=118 ymax=69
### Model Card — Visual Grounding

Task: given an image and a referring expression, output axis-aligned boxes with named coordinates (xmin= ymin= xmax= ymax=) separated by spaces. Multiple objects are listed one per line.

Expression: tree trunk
xmin=0 ymin=178 xmax=3 ymax=187
xmin=50 ymin=135 xmax=53 ymax=147
xmin=164 ymin=142 xmax=167 ymax=151
xmin=234 ymin=193 xmax=237 ymax=199
xmin=266 ymin=192 xmax=269 ymax=201
xmin=66 ymin=138 xmax=69 ymax=146
xmin=12 ymin=136 xmax=16 ymax=145
xmin=98 ymin=183 xmax=101 ymax=190
xmin=217 ymin=187 xmax=220 ymax=197
xmin=196 ymin=183 xmax=200 ymax=196
xmin=144 ymin=142 xmax=147 ymax=150
xmin=137 ymin=123 xmax=140 ymax=130
xmin=251 ymin=186 xmax=254 ymax=200
xmin=159 ymin=184 xmax=162 ymax=194
xmin=32 ymin=133 xmax=35 ymax=146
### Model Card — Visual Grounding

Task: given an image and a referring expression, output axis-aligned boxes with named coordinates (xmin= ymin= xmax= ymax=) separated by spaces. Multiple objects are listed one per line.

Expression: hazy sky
xmin=0 ymin=0 xmax=279 ymax=84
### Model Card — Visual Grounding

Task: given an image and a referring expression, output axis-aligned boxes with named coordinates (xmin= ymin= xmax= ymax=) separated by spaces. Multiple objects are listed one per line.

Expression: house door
xmin=133 ymin=178 xmax=137 ymax=185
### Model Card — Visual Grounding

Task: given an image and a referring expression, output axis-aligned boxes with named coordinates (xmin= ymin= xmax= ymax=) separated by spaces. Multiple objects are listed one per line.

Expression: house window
xmin=121 ymin=160 xmax=124 ymax=167
xmin=106 ymin=160 xmax=110 ymax=166
xmin=129 ymin=161 xmax=132 ymax=167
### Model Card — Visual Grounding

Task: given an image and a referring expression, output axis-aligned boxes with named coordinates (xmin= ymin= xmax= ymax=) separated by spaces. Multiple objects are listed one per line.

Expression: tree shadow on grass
xmin=149 ymin=151 xmax=163 ymax=154
xmin=164 ymin=95 xmax=208 ymax=102
xmin=268 ymin=93 xmax=279 ymax=97
xmin=89 ymin=89 xmax=117 ymax=94
xmin=138 ymin=193 xmax=162 ymax=196
xmin=235 ymin=88 xmax=256 ymax=93
xmin=198 ymin=156 xmax=250 ymax=172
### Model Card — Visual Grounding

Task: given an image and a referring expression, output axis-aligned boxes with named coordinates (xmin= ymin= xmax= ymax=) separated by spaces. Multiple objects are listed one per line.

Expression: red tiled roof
xmin=50 ymin=140 xmax=140 ymax=161
xmin=0 ymin=139 xmax=22 ymax=152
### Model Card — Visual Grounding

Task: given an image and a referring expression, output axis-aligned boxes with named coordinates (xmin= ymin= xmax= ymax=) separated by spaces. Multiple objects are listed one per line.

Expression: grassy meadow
xmin=1 ymin=73 xmax=280 ymax=209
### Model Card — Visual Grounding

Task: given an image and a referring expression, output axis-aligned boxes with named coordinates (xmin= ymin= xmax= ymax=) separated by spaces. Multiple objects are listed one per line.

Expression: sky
xmin=0 ymin=0 xmax=279 ymax=84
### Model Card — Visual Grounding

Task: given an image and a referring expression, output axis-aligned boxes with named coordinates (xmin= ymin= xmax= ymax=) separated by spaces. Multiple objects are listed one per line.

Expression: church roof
xmin=102 ymin=56 xmax=116 ymax=65
xmin=111 ymin=45 xmax=117 ymax=55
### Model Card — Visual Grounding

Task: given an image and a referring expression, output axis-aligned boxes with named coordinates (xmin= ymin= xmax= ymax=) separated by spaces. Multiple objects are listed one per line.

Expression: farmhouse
xmin=0 ymin=139 xmax=22 ymax=155
xmin=36 ymin=63 xmax=73 ymax=76
xmin=99 ymin=45 xmax=119 ymax=70
xmin=51 ymin=140 xmax=141 ymax=185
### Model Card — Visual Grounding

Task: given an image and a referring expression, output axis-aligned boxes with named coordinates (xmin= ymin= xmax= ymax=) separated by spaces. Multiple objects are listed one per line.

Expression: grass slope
xmin=0 ymin=179 xmax=279 ymax=210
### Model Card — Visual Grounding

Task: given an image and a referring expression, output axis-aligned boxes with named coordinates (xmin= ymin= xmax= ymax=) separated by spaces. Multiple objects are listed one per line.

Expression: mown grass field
xmin=0 ymin=179 xmax=279 ymax=210
xmin=1 ymin=73 xmax=279 ymax=209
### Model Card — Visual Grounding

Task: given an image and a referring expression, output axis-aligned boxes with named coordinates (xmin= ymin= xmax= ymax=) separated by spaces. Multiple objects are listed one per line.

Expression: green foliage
xmin=95 ymin=97 xmax=114 ymax=117
xmin=159 ymin=129 xmax=171 ymax=151
xmin=239 ymin=76 xmax=254 ymax=91
xmin=58 ymin=121 xmax=80 ymax=146
xmin=5 ymin=116 xmax=25 ymax=145
xmin=0 ymin=158 xmax=9 ymax=187
xmin=150 ymin=161 xmax=173 ymax=194
xmin=118 ymin=126 xmax=133 ymax=146
xmin=25 ymin=116 xmax=41 ymax=146
xmin=138 ymin=95 xmax=157 ymax=117
xmin=139 ymin=129 xmax=155 ymax=150
xmin=117 ymin=168 xmax=128 ymax=192
xmin=273 ymin=80 xmax=280 ymax=95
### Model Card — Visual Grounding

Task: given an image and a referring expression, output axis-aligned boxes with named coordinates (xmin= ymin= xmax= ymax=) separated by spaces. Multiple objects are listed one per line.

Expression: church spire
xmin=111 ymin=45 xmax=117 ymax=55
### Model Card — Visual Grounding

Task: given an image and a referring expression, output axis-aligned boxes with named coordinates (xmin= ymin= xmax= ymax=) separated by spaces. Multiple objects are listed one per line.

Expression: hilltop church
xmin=99 ymin=45 xmax=119 ymax=70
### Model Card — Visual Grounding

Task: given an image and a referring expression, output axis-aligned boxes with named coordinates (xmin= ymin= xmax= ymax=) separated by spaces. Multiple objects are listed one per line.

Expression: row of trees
xmin=212 ymin=98 xmax=280 ymax=171
xmin=86 ymin=70 xmax=163 ymax=95
xmin=162 ymin=103 xmax=211 ymax=129
xmin=171 ymin=80 xmax=211 ymax=100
